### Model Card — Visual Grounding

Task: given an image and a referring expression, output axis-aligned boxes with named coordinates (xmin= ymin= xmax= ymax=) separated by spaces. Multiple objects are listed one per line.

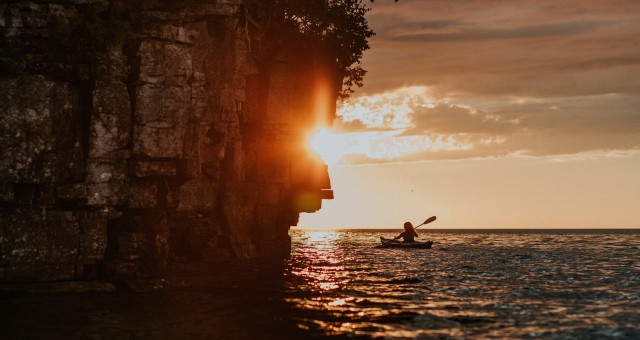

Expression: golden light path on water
xmin=285 ymin=230 xmax=467 ymax=338
xmin=287 ymin=230 xmax=422 ymax=337
xmin=285 ymin=229 xmax=640 ymax=338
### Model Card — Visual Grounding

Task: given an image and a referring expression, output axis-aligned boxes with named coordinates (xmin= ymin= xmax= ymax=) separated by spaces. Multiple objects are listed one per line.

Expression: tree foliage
xmin=247 ymin=0 xmax=375 ymax=102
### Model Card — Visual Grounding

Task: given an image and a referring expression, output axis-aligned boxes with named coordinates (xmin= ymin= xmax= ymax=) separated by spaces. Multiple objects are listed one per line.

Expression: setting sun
xmin=308 ymin=128 xmax=344 ymax=165
xmin=306 ymin=87 xmax=499 ymax=166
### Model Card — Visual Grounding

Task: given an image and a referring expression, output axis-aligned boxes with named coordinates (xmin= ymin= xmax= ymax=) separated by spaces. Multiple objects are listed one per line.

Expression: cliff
xmin=0 ymin=0 xmax=335 ymax=284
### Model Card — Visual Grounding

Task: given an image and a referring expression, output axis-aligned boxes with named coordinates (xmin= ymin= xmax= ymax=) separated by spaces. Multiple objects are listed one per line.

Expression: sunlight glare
xmin=308 ymin=128 xmax=344 ymax=165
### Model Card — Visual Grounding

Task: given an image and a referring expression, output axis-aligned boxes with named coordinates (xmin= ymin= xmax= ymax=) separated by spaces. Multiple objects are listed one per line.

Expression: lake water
xmin=286 ymin=229 xmax=640 ymax=339
xmin=1 ymin=229 xmax=639 ymax=339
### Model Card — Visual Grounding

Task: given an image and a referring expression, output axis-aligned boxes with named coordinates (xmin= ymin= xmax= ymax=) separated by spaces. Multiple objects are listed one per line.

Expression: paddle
xmin=413 ymin=216 xmax=437 ymax=230
xmin=382 ymin=216 xmax=437 ymax=245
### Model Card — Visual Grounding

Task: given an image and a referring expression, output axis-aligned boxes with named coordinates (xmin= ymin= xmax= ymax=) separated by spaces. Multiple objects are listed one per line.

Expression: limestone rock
xmin=176 ymin=179 xmax=216 ymax=212
xmin=0 ymin=75 xmax=83 ymax=184
xmin=1 ymin=0 xmax=335 ymax=284
xmin=2 ymin=208 xmax=79 ymax=282
xmin=131 ymin=160 xmax=177 ymax=178
xmin=89 ymin=81 xmax=131 ymax=158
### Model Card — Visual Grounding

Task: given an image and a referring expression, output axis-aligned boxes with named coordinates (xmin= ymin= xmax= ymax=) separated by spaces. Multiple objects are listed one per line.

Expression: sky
xmin=298 ymin=0 xmax=640 ymax=229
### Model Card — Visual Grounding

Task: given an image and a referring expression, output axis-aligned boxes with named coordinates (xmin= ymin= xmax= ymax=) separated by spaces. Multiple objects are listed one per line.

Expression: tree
xmin=246 ymin=0 xmax=375 ymax=102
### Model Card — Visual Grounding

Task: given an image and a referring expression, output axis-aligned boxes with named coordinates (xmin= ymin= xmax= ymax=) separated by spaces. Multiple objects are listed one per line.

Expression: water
xmin=286 ymin=229 xmax=640 ymax=339
xmin=1 ymin=229 xmax=638 ymax=339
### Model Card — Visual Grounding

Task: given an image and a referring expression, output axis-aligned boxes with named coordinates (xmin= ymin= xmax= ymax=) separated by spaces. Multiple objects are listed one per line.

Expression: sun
xmin=308 ymin=128 xmax=344 ymax=165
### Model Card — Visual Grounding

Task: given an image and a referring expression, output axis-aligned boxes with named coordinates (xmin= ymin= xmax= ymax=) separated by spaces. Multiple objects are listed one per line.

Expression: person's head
xmin=403 ymin=222 xmax=413 ymax=231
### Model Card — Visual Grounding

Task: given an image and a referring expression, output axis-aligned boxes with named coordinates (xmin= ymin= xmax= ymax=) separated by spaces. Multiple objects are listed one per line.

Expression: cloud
xmin=358 ymin=0 xmax=640 ymax=98
xmin=390 ymin=21 xmax=604 ymax=42
xmin=336 ymin=86 xmax=522 ymax=137
xmin=402 ymin=103 xmax=519 ymax=136
xmin=336 ymin=86 xmax=428 ymax=131
xmin=315 ymin=1 xmax=640 ymax=164
xmin=326 ymin=86 xmax=640 ymax=164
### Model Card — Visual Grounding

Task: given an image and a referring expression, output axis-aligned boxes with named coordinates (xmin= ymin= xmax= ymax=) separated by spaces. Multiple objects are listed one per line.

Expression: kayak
xmin=376 ymin=237 xmax=433 ymax=249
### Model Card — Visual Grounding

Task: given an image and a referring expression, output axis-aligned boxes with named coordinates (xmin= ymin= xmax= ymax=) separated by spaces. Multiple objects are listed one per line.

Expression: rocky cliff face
xmin=0 ymin=0 xmax=334 ymax=283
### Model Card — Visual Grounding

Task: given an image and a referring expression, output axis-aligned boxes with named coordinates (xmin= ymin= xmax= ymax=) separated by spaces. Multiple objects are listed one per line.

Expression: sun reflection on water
xmin=288 ymin=231 xmax=349 ymax=294
xmin=303 ymin=230 xmax=340 ymax=245
xmin=286 ymin=229 xmax=640 ymax=339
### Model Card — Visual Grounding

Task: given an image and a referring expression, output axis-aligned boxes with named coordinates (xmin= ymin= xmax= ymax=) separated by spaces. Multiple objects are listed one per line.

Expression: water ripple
xmin=286 ymin=229 xmax=640 ymax=338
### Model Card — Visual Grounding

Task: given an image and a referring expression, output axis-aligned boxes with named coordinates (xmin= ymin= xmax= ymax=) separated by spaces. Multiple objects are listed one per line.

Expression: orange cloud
xmin=318 ymin=0 xmax=640 ymax=164
xmin=322 ymin=85 xmax=640 ymax=164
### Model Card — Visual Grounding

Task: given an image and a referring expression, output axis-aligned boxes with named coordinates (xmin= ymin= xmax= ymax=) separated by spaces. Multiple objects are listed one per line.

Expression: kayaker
xmin=394 ymin=222 xmax=418 ymax=243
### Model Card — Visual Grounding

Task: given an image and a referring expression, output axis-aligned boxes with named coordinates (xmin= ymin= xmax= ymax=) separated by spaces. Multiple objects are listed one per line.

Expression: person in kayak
xmin=394 ymin=222 xmax=418 ymax=243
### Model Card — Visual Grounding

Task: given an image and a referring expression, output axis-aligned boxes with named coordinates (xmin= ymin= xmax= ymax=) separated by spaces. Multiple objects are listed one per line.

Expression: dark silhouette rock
xmin=0 ymin=0 xmax=336 ymax=284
